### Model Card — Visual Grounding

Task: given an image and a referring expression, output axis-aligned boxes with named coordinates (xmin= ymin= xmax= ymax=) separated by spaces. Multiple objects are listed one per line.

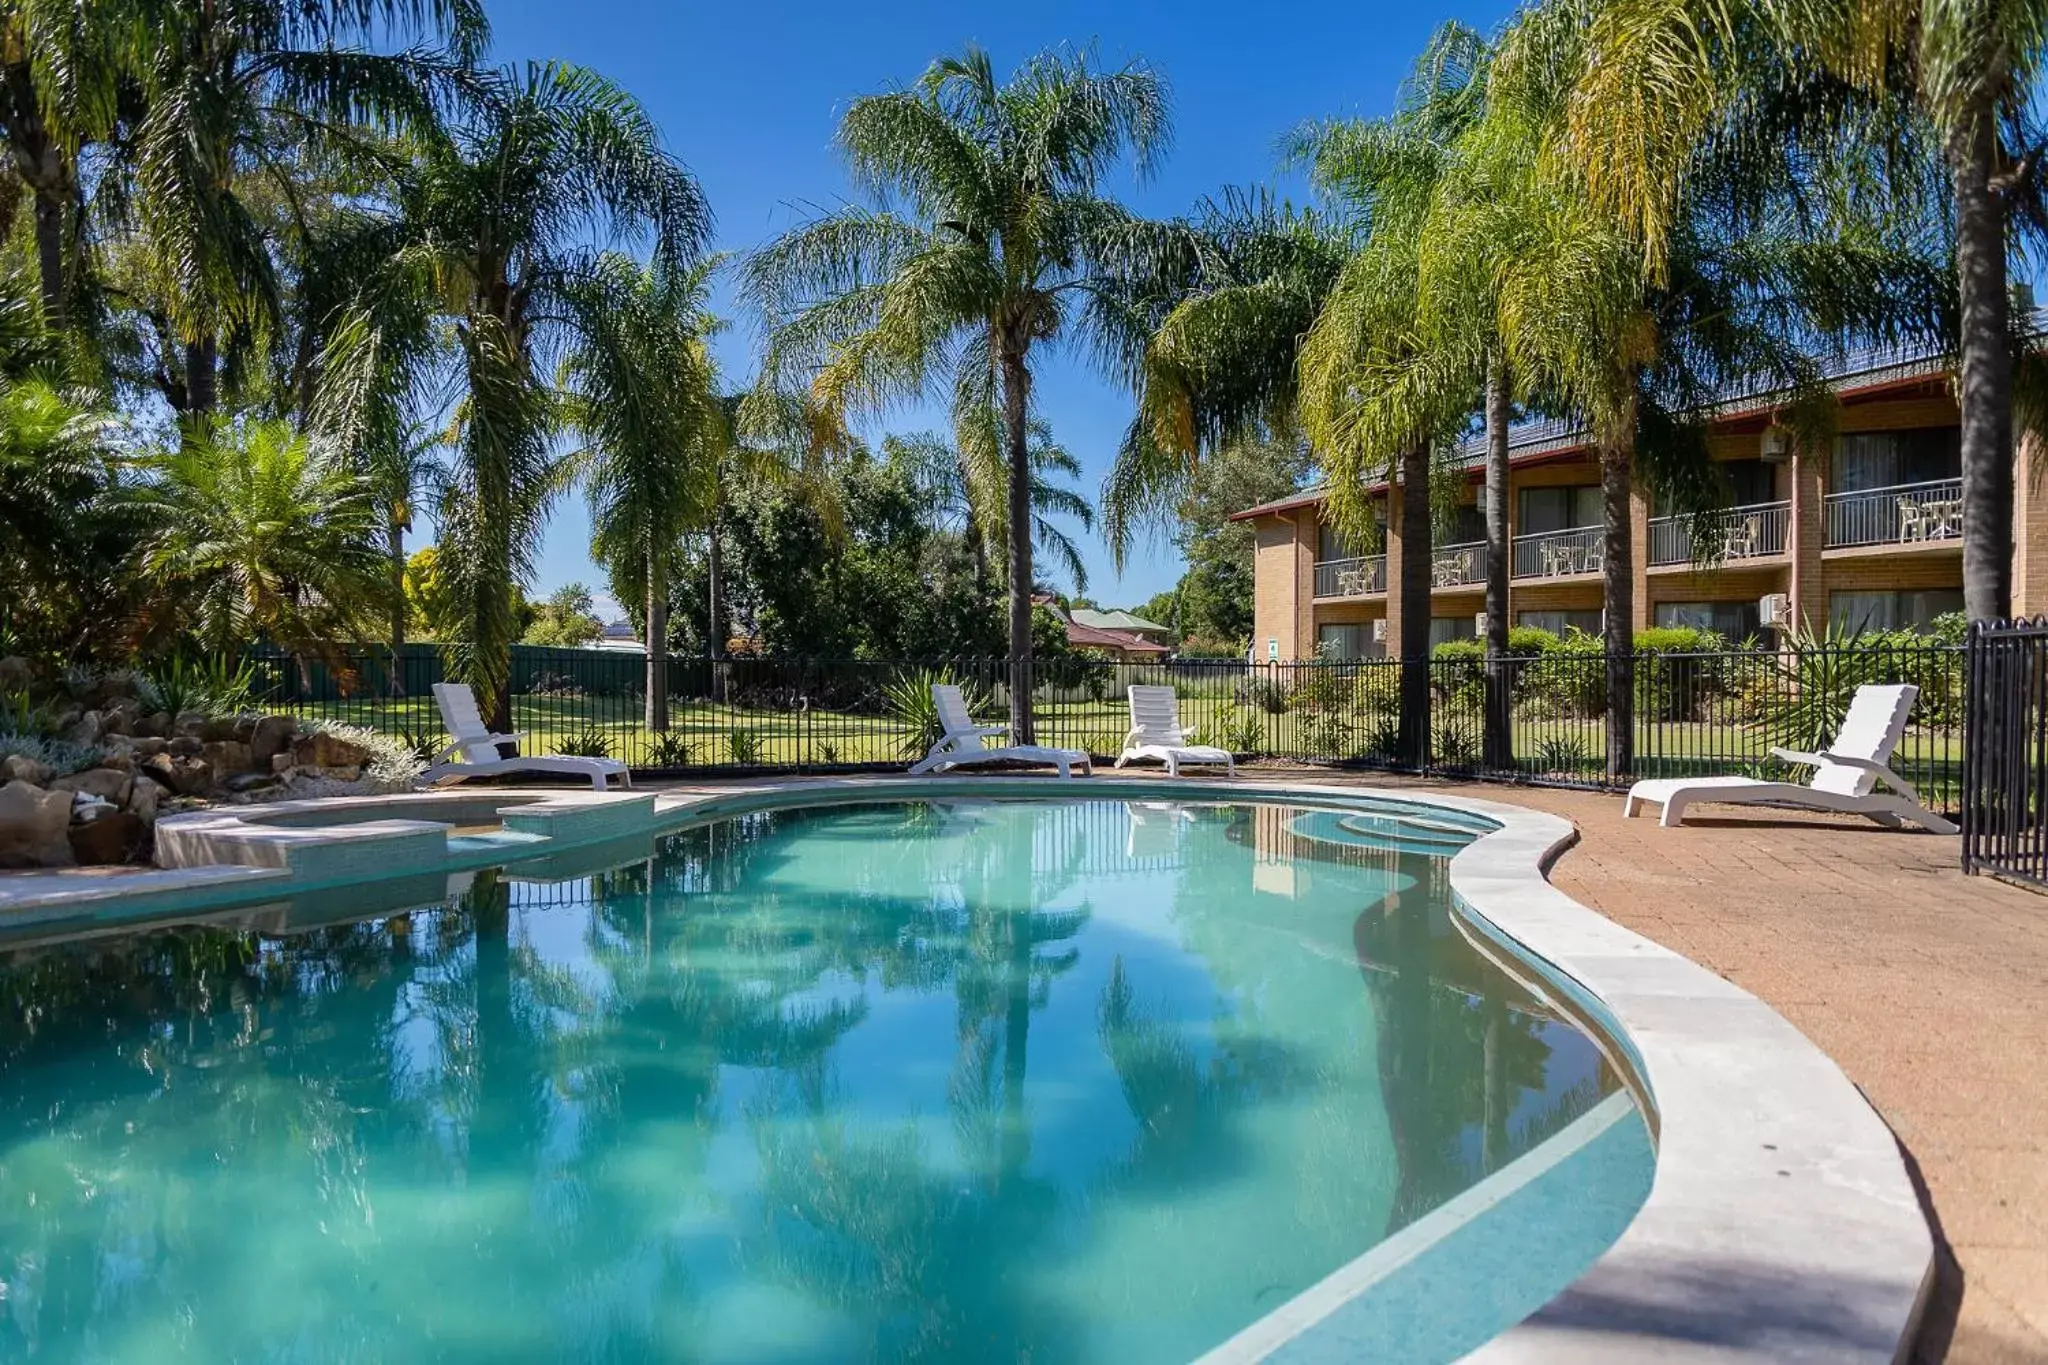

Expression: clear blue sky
xmin=476 ymin=0 xmax=1520 ymax=617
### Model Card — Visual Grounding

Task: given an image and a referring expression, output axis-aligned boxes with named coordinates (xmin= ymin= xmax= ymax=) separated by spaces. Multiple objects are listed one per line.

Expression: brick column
xmin=1293 ymin=514 xmax=1316 ymax=656
xmin=1788 ymin=440 xmax=1827 ymax=631
xmin=1628 ymin=482 xmax=1652 ymax=632
xmin=2015 ymin=434 xmax=2048 ymax=617
xmin=1385 ymin=495 xmax=1407 ymax=657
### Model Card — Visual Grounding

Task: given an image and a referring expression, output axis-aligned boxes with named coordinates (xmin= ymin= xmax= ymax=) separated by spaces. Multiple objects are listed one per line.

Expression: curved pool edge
xmin=4 ymin=774 xmax=1935 ymax=1362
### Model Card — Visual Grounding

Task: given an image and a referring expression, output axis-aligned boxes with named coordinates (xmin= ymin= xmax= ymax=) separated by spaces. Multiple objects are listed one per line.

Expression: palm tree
xmin=139 ymin=417 xmax=392 ymax=663
xmin=1564 ymin=0 xmax=2026 ymax=619
xmin=885 ymin=418 xmax=1096 ymax=592
xmin=743 ymin=44 xmax=1169 ymax=742
xmin=1473 ymin=0 xmax=1947 ymax=775
xmin=0 ymin=0 xmax=127 ymax=327
xmin=566 ymin=253 xmax=726 ymax=731
xmin=401 ymin=60 xmax=711 ymax=732
xmin=117 ymin=0 xmax=485 ymax=418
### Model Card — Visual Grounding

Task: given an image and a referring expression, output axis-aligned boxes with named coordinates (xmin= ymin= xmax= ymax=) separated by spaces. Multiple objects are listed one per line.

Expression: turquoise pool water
xmin=0 ymin=797 xmax=1654 ymax=1363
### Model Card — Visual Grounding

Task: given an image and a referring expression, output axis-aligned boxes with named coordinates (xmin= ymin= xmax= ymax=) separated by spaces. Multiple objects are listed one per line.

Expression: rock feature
xmin=2 ymin=754 xmax=53 ymax=786
xmin=200 ymin=740 xmax=256 ymax=775
xmin=292 ymin=731 xmax=372 ymax=771
xmin=250 ymin=715 xmax=298 ymax=764
xmin=52 ymin=767 xmax=133 ymax=807
xmin=68 ymin=810 xmax=144 ymax=865
xmin=0 ymin=780 xmax=74 ymax=868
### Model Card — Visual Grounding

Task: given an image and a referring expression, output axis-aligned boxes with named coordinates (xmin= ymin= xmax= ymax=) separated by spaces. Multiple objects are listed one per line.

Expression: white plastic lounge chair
xmin=1623 ymin=683 xmax=1956 ymax=833
xmin=1114 ymin=685 xmax=1236 ymax=777
xmin=906 ymin=684 xmax=1091 ymax=777
xmin=420 ymin=683 xmax=631 ymax=791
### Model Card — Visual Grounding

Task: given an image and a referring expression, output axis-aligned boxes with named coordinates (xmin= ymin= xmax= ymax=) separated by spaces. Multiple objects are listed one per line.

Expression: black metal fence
xmin=247 ymin=641 xmax=1965 ymax=811
xmin=1963 ymin=619 xmax=2048 ymax=885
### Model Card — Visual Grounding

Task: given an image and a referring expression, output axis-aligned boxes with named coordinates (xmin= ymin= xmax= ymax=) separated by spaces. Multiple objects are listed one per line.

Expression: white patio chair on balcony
xmin=907 ymin=684 xmax=1091 ymax=777
xmin=1622 ymin=683 xmax=1956 ymax=833
xmin=420 ymin=683 xmax=631 ymax=790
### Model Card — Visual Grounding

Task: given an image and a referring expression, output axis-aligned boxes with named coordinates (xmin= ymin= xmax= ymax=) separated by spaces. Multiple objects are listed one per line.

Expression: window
xmin=1518 ymin=485 xmax=1603 ymax=535
xmin=1430 ymin=615 xmax=1478 ymax=647
xmin=1518 ymin=609 xmax=1603 ymax=636
xmin=1828 ymin=589 xmax=1965 ymax=634
xmin=1830 ymin=428 xmax=1961 ymax=494
xmin=1655 ymin=600 xmax=1762 ymax=640
xmin=1317 ymin=517 xmax=1383 ymax=562
xmin=1722 ymin=458 xmax=1778 ymax=506
xmin=1317 ymin=623 xmax=1381 ymax=659
xmin=1441 ymin=502 xmax=1487 ymax=544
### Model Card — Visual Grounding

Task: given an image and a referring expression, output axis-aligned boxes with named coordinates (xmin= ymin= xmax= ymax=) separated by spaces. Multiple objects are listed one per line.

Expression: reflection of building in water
xmin=1232 ymin=801 xmax=1456 ymax=901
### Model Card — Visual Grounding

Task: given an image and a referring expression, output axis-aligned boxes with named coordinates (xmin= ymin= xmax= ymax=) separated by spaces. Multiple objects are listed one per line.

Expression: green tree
xmin=1565 ymin=0 xmax=2040 ymax=621
xmin=565 ymin=254 xmax=725 ymax=729
xmin=884 ymin=420 xmax=1095 ymax=592
xmin=403 ymin=60 xmax=710 ymax=730
xmin=744 ymin=43 xmax=1170 ymax=741
xmin=138 ymin=418 xmax=391 ymax=662
xmin=521 ymin=583 xmax=603 ymax=648
xmin=121 ymin=0 xmax=484 ymax=417
xmin=1170 ymin=433 xmax=1312 ymax=646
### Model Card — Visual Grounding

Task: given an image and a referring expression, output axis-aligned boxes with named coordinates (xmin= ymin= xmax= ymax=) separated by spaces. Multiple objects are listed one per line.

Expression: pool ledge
xmin=639 ymin=775 xmax=1935 ymax=1364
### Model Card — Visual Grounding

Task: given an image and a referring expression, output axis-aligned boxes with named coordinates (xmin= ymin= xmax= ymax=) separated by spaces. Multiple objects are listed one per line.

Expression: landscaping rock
xmin=61 ymin=710 xmax=103 ymax=745
xmin=173 ymin=711 xmax=208 ymax=738
xmin=292 ymin=731 xmax=373 ymax=770
xmin=250 ymin=715 xmax=299 ymax=764
xmin=272 ymin=752 xmax=295 ymax=773
xmin=233 ymin=714 xmax=259 ymax=742
xmin=68 ymin=810 xmax=143 ymax=865
xmin=293 ymin=764 xmax=362 ymax=784
xmin=132 ymin=711 xmax=170 ymax=738
xmin=200 ymin=739 xmax=255 ymax=774
xmin=52 ymin=768 xmax=133 ymax=807
xmin=225 ymin=771 xmax=282 ymax=795
xmin=167 ymin=735 xmax=202 ymax=758
xmin=1 ymin=754 xmax=53 ymax=786
xmin=201 ymin=716 xmax=242 ymax=743
xmin=100 ymin=701 xmax=137 ymax=736
xmin=0 ymin=656 xmax=31 ymax=693
xmin=127 ymin=736 xmax=168 ymax=759
xmin=0 ymin=780 xmax=73 ymax=868
xmin=125 ymin=778 xmax=158 ymax=824
xmin=140 ymin=753 xmax=213 ymax=797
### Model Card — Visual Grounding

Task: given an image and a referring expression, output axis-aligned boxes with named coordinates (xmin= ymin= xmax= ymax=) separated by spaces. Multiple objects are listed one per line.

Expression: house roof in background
xmin=1071 ymin=608 xmax=1172 ymax=635
xmin=1066 ymin=621 xmax=1171 ymax=654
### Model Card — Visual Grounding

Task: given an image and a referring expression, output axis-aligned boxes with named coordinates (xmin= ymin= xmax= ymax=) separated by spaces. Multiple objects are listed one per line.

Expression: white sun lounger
xmin=906 ymin=684 xmax=1091 ymax=777
xmin=420 ymin=682 xmax=631 ymax=791
xmin=1114 ymin=685 xmax=1236 ymax=777
xmin=1623 ymin=682 xmax=1956 ymax=833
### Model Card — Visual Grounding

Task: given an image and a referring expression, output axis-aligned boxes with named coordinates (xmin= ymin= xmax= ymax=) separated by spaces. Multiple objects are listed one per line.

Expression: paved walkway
xmin=1272 ymin=774 xmax=2048 ymax=1365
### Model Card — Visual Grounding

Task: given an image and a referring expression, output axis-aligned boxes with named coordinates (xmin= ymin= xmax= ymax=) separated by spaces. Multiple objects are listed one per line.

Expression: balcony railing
xmin=1648 ymin=500 xmax=1791 ymax=566
xmin=1432 ymin=540 xmax=1487 ymax=588
xmin=1825 ymin=478 xmax=1963 ymax=548
xmin=1511 ymin=526 xmax=1605 ymax=580
xmin=1313 ymin=554 xmax=1386 ymax=599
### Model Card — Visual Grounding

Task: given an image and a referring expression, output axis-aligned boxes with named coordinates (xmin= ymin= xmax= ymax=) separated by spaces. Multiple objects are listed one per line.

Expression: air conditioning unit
xmin=1759 ymin=426 xmax=1792 ymax=463
xmin=1759 ymin=592 xmax=1792 ymax=627
xmin=1371 ymin=618 xmax=1388 ymax=643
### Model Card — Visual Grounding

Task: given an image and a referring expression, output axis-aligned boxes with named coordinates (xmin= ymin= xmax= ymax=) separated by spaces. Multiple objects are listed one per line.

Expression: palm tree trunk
xmin=1950 ymin=110 xmax=2015 ymax=622
xmin=1601 ymin=428 xmax=1635 ymax=780
xmin=1482 ymin=356 xmax=1513 ymax=769
xmin=386 ymin=511 xmax=407 ymax=698
xmin=646 ymin=545 xmax=669 ymax=733
xmin=31 ymin=188 xmax=64 ymax=328
xmin=1000 ymin=340 xmax=1036 ymax=744
xmin=1398 ymin=442 xmax=1432 ymax=767
xmin=707 ymin=522 xmax=727 ymax=703
xmin=185 ymin=336 xmax=218 ymax=414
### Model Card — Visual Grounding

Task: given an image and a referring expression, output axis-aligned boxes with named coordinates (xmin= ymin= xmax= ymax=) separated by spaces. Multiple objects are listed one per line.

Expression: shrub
xmin=303 ymin=720 xmax=425 ymax=791
xmin=1506 ymin=625 xmax=1557 ymax=656
xmin=1237 ymin=675 xmax=1290 ymax=715
xmin=1533 ymin=733 xmax=1592 ymax=775
xmin=647 ymin=731 xmax=692 ymax=768
xmin=139 ymin=655 xmax=258 ymax=718
xmin=1210 ymin=704 xmax=1266 ymax=755
xmin=1362 ymin=718 xmax=1402 ymax=761
xmin=557 ymin=725 xmax=613 ymax=759
xmin=1432 ymin=719 xmax=1480 ymax=770
xmin=1519 ymin=629 xmax=1606 ymax=719
xmin=883 ymin=666 xmax=991 ymax=759
xmin=0 ymin=732 xmax=107 ymax=776
xmin=728 ymin=728 xmax=765 ymax=765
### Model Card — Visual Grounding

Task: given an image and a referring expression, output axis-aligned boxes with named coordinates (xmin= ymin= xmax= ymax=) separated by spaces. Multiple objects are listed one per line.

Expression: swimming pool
xmin=0 ymin=795 xmax=1655 ymax=1362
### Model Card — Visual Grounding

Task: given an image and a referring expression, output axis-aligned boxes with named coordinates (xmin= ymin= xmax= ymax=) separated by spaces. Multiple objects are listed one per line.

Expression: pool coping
xmin=0 ymin=774 xmax=1933 ymax=1361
